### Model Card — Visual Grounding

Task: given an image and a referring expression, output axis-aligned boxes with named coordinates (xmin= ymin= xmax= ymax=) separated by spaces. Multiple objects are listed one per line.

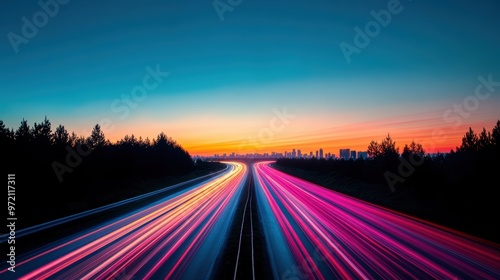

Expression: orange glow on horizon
xmin=182 ymin=119 xmax=498 ymax=157
xmin=89 ymin=109 xmax=498 ymax=158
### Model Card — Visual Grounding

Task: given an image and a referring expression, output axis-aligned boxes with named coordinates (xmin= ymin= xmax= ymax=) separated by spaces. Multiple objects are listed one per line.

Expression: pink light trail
xmin=253 ymin=161 xmax=500 ymax=279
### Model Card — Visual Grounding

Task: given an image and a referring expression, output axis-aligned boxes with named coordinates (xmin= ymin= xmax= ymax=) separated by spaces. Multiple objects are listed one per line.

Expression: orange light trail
xmin=0 ymin=162 xmax=247 ymax=280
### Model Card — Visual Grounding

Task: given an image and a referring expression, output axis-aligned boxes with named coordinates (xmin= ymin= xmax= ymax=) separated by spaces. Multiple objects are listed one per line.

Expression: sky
xmin=1 ymin=0 xmax=500 ymax=156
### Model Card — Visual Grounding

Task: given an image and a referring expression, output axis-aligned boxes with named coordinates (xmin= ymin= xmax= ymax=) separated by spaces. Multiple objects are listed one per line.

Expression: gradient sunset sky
xmin=1 ymin=0 xmax=500 ymax=156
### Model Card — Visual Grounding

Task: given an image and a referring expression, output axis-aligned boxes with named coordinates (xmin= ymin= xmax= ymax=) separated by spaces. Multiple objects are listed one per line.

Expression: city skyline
xmin=205 ymin=147 xmax=370 ymax=160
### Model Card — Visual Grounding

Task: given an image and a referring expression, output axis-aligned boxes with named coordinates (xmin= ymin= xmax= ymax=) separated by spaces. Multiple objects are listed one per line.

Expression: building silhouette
xmin=358 ymin=151 xmax=368 ymax=159
xmin=339 ymin=148 xmax=350 ymax=160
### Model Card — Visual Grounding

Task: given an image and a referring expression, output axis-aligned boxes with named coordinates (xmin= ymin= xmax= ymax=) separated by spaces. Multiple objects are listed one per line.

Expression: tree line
xmin=278 ymin=120 xmax=499 ymax=181
xmin=276 ymin=120 xmax=500 ymax=199
xmin=1 ymin=117 xmax=194 ymax=178
xmin=1 ymin=117 xmax=195 ymax=226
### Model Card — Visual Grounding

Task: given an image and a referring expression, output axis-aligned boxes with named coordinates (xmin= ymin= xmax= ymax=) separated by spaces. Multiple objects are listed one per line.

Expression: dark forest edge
xmin=275 ymin=120 xmax=500 ymax=243
xmin=0 ymin=117 xmax=225 ymax=230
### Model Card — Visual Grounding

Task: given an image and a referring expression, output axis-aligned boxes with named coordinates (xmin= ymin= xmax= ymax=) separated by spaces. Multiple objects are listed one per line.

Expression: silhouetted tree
xmin=457 ymin=127 xmax=478 ymax=152
xmin=0 ymin=120 xmax=11 ymax=141
xmin=89 ymin=124 xmax=106 ymax=148
xmin=154 ymin=132 xmax=170 ymax=150
xmin=15 ymin=118 xmax=31 ymax=143
xmin=69 ymin=132 xmax=78 ymax=147
xmin=492 ymin=120 xmax=500 ymax=149
xmin=367 ymin=140 xmax=381 ymax=158
xmin=137 ymin=136 xmax=150 ymax=149
xmin=143 ymin=137 xmax=151 ymax=147
xmin=477 ymin=128 xmax=492 ymax=151
xmin=54 ymin=125 xmax=70 ymax=146
xmin=119 ymin=134 xmax=138 ymax=147
xmin=380 ymin=133 xmax=399 ymax=158
xmin=402 ymin=140 xmax=425 ymax=159
xmin=0 ymin=120 xmax=6 ymax=138
xmin=0 ymin=120 xmax=15 ymax=148
xmin=367 ymin=134 xmax=399 ymax=160
xmin=75 ymin=135 xmax=87 ymax=147
xmin=31 ymin=116 xmax=53 ymax=146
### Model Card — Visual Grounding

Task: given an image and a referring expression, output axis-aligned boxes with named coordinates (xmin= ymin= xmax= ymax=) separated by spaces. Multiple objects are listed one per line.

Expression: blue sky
xmin=1 ymin=0 xmax=500 ymax=154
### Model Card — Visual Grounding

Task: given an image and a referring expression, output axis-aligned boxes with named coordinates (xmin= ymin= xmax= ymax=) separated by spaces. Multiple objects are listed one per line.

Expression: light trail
xmin=253 ymin=161 xmax=500 ymax=279
xmin=0 ymin=165 xmax=228 ymax=241
xmin=1 ymin=162 xmax=247 ymax=280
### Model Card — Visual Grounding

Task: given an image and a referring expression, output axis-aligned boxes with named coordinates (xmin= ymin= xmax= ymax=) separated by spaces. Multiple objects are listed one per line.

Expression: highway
xmin=1 ymin=162 xmax=248 ymax=279
xmin=253 ymin=161 xmax=500 ymax=279
xmin=2 ymin=161 xmax=500 ymax=279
